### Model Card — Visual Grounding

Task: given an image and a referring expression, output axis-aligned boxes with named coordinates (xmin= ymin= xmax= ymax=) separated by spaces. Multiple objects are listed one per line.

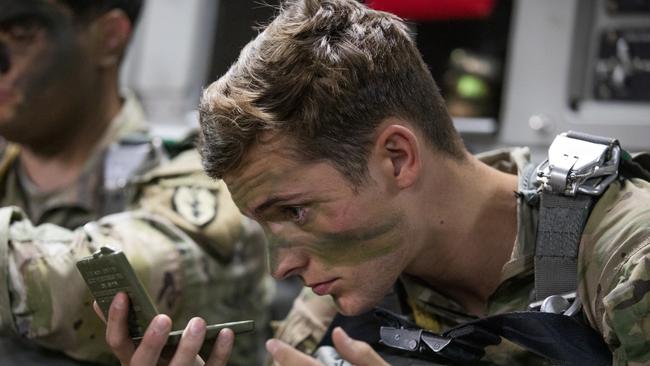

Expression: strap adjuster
xmin=528 ymin=291 xmax=582 ymax=317
xmin=380 ymin=327 xmax=452 ymax=354
xmin=536 ymin=131 xmax=620 ymax=196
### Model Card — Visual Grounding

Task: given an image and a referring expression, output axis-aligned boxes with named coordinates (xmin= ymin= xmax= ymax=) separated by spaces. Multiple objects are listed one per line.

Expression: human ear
xmin=374 ymin=122 xmax=421 ymax=189
xmin=93 ymin=9 xmax=132 ymax=68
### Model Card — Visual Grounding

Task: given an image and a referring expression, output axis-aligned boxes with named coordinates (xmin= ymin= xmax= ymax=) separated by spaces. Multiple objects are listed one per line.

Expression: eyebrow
xmin=0 ymin=3 xmax=56 ymax=26
xmin=252 ymin=193 xmax=304 ymax=216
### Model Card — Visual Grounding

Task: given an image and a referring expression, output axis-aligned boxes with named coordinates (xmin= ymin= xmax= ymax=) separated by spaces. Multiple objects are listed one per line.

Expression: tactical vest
xmin=315 ymin=131 xmax=650 ymax=366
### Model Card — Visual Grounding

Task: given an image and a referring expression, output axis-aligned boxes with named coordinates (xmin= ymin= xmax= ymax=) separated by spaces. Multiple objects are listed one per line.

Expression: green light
xmin=457 ymin=75 xmax=487 ymax=99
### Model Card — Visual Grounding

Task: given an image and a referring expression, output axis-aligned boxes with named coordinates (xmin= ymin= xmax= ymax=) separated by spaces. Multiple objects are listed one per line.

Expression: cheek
xmin=14 ymin=38 xmax=54 ymax=85
xmin=307 ymin=212 xmax=406 ymax=268
xmin=263 ymin=207 xmax=407 ymax=270
xmin=27 ymin=36 xmax=84 ymax=91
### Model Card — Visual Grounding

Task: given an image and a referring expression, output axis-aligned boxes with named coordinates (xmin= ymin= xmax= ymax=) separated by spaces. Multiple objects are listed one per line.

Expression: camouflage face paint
xmin=0 ymin=0 xmax=60 ymax=27
xmin=0 ymin=0 xmax=88 ymax=147
xmin=228 ymin=144 xmax=407 ymax=275
xmin=309 ymin=211 xmax=404 ymax=267
xmin=266 ymin=210 xmax=405 ymax=270
xmin=227 ymin=158 xmax=292 ymax=216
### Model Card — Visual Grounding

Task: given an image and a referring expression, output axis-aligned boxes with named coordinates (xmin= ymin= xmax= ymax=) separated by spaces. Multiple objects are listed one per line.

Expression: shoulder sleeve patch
xmin=172 ymin=186 xmax=218 ymax=227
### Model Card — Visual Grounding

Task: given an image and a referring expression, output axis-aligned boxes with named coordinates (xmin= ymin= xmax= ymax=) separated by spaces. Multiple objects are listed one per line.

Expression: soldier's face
xmin=225 ymin=136 xmax=414 ymax=316
xmin=0 ymin=0 xmax=96 ymax=145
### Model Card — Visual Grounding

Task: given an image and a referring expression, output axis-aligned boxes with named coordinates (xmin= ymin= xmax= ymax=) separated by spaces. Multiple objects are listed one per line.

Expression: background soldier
xmin=0 ymin=0 xmax=271 ymax=365
xmin=103 ymin=0 xmax=650 ymax=365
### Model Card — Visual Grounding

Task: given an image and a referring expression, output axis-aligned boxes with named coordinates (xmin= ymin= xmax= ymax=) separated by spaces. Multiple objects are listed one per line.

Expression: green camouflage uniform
xmin=0 ymin=95 xmax=273 ymax=365
xmin=274 ymin=147 xmax=650 ymax=365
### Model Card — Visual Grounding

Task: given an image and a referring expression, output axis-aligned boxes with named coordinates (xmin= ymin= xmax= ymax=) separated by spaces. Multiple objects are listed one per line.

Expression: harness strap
xmin=533 ymin=131 xmax=621 ymax=302
xmin=534 ymin=193 xmax=596 ymax=301
xmin=319 ymin=307 xmax=612 ymax=365
xmin=381 ymin=311 xmax=612 ymax=366
xmin=620 ymin=151 xmax=650 ymax=181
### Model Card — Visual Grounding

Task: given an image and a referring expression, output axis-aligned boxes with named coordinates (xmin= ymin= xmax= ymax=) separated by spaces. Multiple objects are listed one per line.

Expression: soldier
xmin=0 ymin=0 xmax=270 ymax=365
xmin=103 ymin=0 xmax=650 ymax=365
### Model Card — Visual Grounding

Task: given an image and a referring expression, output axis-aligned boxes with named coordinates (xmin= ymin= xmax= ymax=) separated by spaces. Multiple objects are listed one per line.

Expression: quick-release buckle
xmin=379 ymin=324 xmax=499 ymax=364
xmin=528 ymin=291 xmax=583 ymax=317
xmin=380 ymin=327 xmax=452 ymax=354
xmin=536 ymin=131 xmax=620 ymax=196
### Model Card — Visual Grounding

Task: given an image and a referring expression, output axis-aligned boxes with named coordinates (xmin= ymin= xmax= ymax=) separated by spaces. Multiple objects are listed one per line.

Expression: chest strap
xmin=317 ymin=306 xmax=612 ymax=365
xmin=379 ymin=309 xmax=612 ymax=365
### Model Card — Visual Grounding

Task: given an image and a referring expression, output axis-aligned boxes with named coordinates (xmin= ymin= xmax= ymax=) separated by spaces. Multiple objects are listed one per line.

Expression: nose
xmin=262 ymin=222 xmax=309 ymax=280
xmin=269 ymin=245 xmax=310 ymax=280
xmin=265 ymin=224 xmax=310 ymax=280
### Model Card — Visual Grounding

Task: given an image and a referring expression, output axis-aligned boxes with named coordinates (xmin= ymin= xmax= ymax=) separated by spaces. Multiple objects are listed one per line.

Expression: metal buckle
xmin=528 ymin=292 xmax=582 ymax=317
xmin=380 ymin=327 xmax=451 ymax=354
xmin=536 ymin=133 xmax=620 ymax=196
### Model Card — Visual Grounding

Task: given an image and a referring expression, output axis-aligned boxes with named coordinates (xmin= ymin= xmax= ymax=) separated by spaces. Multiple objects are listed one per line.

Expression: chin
xmin=333 ymin=294 xmax=378 ymax=316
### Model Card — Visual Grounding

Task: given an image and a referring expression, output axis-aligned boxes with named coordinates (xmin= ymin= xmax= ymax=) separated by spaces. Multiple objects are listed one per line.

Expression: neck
xmin=405 ymin=153 xmax=518 ymax=316
xmin=20 ymin=72 xmax=121 ymax=192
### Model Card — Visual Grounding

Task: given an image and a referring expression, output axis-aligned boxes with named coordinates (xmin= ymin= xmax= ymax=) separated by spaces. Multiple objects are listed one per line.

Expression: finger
xmin=105 ymin=292 xmax=136 ymax=364
xmin=93 ymin=301 xmax=106 ymax=323
xmin=129 ymin=314 xmax=172 ymax=365
xmin=169 ymin=317 xmax=206 ymax=366
xmin=332 ymin=327 xmax=389 ymax=366
xmin=205 ymin=328 xmax=234 ymax=366
xmin=266 ymin=338 xmax=322 ymax=366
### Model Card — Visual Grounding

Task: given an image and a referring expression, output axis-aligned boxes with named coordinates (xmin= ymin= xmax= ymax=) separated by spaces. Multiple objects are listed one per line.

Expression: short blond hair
xmin=199 ymin=0 xmax=465 ymax=184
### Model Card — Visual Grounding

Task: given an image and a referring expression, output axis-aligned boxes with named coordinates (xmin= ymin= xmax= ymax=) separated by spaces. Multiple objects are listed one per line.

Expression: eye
xmin=282 ymin=206 xmax=308 ymax=225
xmin=1 ymin=21 xmax=42 ymax=43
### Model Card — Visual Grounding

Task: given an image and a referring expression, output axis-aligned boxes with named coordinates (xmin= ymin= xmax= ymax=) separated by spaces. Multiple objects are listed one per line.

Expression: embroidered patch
xmin=172 ymin=186 xmax=217 ymax=227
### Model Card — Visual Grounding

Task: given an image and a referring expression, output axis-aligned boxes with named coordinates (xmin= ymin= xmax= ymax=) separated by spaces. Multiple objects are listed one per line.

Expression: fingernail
xmin=113 ymin=294 xmax=126 ymax=310
xmin=336 ymin=327 xmax=352 ymax=345
xmin=218 ymin=328 xmax=234 ymax=347
xmin=266 ymin=339 xmax=279 ymax=355
xmin=189 ymin=318 xmax=204 ymax=337
xmin=152 ymin=315 xmax=170 ymax=334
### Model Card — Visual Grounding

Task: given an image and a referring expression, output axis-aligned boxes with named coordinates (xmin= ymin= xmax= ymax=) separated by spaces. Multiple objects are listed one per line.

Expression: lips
xmin=308 ymin=278 xmax=337 ymax=296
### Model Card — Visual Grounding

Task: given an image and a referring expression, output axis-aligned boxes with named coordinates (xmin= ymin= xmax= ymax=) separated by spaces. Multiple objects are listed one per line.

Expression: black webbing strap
xmin=439 ymin=311 xmax=612 ymax=365
xmin=318 ymin=308 xmax=612 ymax=365
xmin=534 ymin=193 xmax=597 ymax=301
xmin=621 ymin=152 xmax=650 ymax=181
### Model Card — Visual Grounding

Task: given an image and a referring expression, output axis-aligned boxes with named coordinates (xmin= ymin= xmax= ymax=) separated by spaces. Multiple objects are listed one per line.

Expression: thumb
xmin=331 ymin=327 xmax=389 ymax=366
